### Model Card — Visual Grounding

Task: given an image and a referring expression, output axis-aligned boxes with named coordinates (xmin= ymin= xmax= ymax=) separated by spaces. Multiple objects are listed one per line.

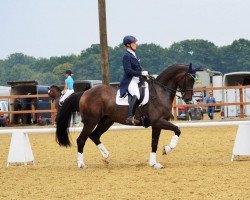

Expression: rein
xmin=151 ymin=72 xmax=195 ymax=98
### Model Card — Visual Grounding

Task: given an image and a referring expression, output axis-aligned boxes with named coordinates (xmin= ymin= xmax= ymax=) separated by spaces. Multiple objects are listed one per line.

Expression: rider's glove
xmin=61 ymin=90 xmax=66 ymax=95
xmin=141 ymin=71 xmax=149 ymax=76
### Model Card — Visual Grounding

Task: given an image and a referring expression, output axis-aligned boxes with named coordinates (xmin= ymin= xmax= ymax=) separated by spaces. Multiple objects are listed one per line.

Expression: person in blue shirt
xmin=59 ymin=70 xmax=74 ymax=106
xmin=206 ymin=92 xmax=216 ymax=120
xmin=119 ymin=35 xmax=148 ymax=125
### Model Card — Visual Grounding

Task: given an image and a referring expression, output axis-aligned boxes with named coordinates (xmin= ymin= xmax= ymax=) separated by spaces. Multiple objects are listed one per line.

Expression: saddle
xmin=116 ymin=80 xmax=150 ymax=128
xmin=116 ymin=82 xmax=149 ymax=106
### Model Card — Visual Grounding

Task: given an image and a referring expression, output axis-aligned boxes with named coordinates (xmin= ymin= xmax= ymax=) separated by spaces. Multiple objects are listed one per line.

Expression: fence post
xmin=239 ymin=86 xmax=244 ymax=118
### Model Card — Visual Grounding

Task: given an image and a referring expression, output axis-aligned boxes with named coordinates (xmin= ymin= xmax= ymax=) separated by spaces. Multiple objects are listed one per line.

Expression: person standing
xmin=119 ymin=35 xmax=148 ymax=125
xmin=206 ymin=92 xmax=216 ymax=120
xmin=59 ymin=70 xmax=74 ymax=106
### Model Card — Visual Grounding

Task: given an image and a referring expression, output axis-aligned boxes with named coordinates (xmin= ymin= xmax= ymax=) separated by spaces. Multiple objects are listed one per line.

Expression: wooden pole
xmin=239 ymin=86 xmax=244 ymax=118
xmin=98 ymin=0 xmax=110 ymax=85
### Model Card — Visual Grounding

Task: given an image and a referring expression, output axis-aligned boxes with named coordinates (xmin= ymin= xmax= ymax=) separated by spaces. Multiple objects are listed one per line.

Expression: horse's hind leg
xmin=89 ymin=116 xmax=114 ymax=160
xmin=76 ymin=122 xmax=97 ymax=168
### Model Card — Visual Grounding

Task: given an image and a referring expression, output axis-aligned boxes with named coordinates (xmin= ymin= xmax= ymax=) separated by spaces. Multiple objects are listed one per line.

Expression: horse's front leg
xmin=159 ymin=119 xmax=181 ymax=155
xmin=149 ymin=119 xmax=181 ymax=169
xmin=149 ymin=128 xmax=163 ymax=169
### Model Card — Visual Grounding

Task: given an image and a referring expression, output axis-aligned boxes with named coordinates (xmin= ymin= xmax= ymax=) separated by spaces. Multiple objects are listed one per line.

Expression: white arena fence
xmin=0 ymin=121 xmax=250 ymax=135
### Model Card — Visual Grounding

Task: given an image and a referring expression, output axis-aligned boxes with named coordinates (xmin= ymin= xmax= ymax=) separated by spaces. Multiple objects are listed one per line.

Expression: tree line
xmin=0 ymin=38 xmax=249 ymax=86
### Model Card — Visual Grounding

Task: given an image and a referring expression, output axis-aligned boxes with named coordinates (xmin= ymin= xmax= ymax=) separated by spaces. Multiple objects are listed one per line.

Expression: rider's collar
xmin=127 ymin=48 xmax=137 ymax=58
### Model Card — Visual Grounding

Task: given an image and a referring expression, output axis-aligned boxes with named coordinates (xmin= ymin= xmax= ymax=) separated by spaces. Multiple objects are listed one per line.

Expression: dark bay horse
xmin=56 ymin=64 xmax=200 ymax=169
xmin=48 ymin=85 xmax=62 ymax=111
xmin=48 ymin=85 xmax=82 ymax=126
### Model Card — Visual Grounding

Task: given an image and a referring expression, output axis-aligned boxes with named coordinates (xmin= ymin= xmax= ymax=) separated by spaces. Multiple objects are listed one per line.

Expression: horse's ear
xmin=188 ymin=63 xmax=193 ymax=73
xmin=188 ymin=63 xmax=202 ymax=73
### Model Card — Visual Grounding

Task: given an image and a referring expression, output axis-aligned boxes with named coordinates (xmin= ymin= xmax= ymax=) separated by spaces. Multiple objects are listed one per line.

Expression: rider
xmin=59 ymin=69 xmax=74 ymax=106
xmin=119 ymin=35 xmax=149 ymax=125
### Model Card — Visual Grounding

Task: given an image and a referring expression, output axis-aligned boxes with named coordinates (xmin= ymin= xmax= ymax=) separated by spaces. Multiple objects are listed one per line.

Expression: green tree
xmin=167 ymin=39 xmax=220 ymax=70
xmin=52 ymin=63 xmax=73 ymax=84
xmin=137 ymin=43 xmax=169 ymax=75
xmin=218 ymin=39 xmax=250 ymax=73
xmin=8 ymin=64 xmax=35 ymax=81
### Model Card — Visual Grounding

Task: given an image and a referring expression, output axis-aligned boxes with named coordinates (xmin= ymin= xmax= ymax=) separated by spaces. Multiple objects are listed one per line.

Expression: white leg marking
xmin=77 ymin=152 xmax=87 ymax=169
xmin=97 ymin=143 xmax=109 ymax=159
xmin=149 ymin=152 xmax=163 ymax=169
xmin=163 ymin=135 xmax=179 ymax=155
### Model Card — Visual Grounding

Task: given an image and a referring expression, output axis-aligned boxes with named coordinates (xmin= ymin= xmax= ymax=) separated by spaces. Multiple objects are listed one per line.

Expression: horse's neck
xmin=153 ymin=81 xmax=176 ymax=103
xmin=156 ymin=65 xmax=186 ymax=88
xmin=53 ymin=89 xmax=62 ymax=98
xmin=155 ymin=76 xmax=178 ymax=97
xmin=55 ymin=92 xmax=61 ymax=98
xmin=152 ymin=69 xmax=183 ymax=104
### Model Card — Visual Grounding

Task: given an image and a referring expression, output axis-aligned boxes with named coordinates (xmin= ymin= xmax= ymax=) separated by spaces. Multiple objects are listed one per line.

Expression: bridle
xmin=48 ymin=86 xmax=61 ymax=102
xmin=150 ymin=71 xmax=196 ymax=99
xmin=177 ymin=72 xmax=196 ymax=98
xmin=48 ymin=89 xmax=55 ymax=102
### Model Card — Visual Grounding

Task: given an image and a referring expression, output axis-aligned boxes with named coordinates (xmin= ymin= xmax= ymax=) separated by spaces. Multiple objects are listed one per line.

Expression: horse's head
xmin=48 ymin=85 xmax=61 ymax=99
xmin=177 ymin=63 xmax=201 ymax=104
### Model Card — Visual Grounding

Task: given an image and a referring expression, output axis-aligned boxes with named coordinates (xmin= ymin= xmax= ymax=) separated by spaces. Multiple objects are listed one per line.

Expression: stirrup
xmin=126 ymin=116 xmax=140 ymax=125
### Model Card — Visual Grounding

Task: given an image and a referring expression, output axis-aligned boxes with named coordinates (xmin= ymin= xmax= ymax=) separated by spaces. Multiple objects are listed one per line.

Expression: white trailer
xmin=0 ymin=86 xmax=10 ymax=98
xmin=222 ymin=72 xmax=250 ymax=118
xmin=212 ymin=75 xmax=223 ymax=102
xmin=194 ymin=69 xmax=223 ymax=105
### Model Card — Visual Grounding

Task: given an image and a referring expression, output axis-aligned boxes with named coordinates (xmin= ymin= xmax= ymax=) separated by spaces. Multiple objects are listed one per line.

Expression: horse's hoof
xmin=152 ymin=163 xmax=163 ymax=169
xmin=162 ymin=145 xmax=171 ymax=155
xmin=78 ymin=163 xmax=87 ymax=169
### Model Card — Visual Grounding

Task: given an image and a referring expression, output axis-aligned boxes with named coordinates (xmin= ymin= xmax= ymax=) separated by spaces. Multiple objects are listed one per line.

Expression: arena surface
xmin=0 ymin=126 xmax=249 ymax=200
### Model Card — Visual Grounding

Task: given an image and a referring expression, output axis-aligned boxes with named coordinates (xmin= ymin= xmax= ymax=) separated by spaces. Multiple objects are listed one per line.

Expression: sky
xmin=0 ymin=0 xmax=249 ymax=59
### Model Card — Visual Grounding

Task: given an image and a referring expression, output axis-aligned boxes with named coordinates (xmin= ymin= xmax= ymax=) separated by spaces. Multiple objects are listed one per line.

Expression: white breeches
xmin=128 ymin=77 xmax=140 ymax=100
xmin=60 ymin=89 xmax=74 ymax=102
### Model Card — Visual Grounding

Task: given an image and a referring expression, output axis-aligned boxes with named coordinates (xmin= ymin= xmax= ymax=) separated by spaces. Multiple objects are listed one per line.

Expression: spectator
xmin=206 ymin=92 xmax=216 ymax=120
xmin=13 ymin=99 xmax=23 ymax=124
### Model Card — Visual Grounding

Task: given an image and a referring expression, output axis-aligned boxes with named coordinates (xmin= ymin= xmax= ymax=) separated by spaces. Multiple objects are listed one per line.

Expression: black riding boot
xmin=126 ymin=95 xmax=140 ymax=125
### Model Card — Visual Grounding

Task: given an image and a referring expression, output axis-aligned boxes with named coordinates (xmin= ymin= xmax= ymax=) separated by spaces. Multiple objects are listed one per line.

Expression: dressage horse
xmin=48 ymin=85 xmax=62 ymax=111
xmin=48 ymin=85 xmax=82 ymax=126
xmin=55 ymin=64 xmax=199 ymax=169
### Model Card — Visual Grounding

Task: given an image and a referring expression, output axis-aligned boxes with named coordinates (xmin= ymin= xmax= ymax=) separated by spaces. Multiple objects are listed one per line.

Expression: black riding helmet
xmin=65 ymin=70 xmax=73 ymax=75
xmin=123 ymin=35 xmax=137 ymax=46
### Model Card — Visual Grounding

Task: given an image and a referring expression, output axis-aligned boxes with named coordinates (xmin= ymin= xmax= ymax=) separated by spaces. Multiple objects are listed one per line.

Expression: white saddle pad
xmin=116 ymin=82 xmax=149 ymax=106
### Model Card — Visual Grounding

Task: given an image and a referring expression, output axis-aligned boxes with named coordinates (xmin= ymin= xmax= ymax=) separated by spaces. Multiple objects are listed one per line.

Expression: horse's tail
xmin=55 ymin=92 xmax=83 ymax=147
